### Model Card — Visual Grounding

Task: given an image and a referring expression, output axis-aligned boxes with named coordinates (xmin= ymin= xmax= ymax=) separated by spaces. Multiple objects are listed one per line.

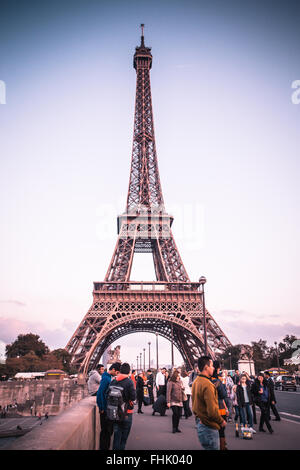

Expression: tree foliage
xmin=5 ymin=333 xmax=49 ymax=358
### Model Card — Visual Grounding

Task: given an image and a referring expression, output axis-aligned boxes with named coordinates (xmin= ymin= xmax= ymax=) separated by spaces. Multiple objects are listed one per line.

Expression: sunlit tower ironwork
xmin=66 ymin=25 xmax=232 ymax=374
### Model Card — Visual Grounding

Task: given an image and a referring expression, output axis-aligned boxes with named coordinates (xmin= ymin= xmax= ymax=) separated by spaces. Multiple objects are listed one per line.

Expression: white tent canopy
xmin=14 ymin=372 xmax=45 ymax=379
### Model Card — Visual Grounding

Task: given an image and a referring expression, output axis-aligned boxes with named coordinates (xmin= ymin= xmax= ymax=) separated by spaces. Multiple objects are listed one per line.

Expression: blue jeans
xmin=240 ymin=403 xmax=253 ymax=427
xmin=113 ymin=414 xmax=133 ymax=450
xmin=196 ymin=419 xmax=220 ymax=450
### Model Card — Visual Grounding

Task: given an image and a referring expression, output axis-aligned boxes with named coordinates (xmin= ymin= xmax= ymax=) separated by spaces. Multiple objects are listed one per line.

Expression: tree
xmin=51 ymin=349 xmax=72 ymax=373
xmin=6 ymin=333 xmax=49 ymax=358
xmin=217 ymin=344 xmax=243 ymax=370
xmin=251 ymin=339 xmax=269 ymax=372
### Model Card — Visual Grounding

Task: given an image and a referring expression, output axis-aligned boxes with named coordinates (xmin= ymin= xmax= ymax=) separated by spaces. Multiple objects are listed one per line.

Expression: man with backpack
xmin=109 ymin=362 xmax=136 ymax=450
xmin=96 ymin=362 xmax=121 ymax=450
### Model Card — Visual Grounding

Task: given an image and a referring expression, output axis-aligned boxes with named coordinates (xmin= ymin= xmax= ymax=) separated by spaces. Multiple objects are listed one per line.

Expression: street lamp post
xmin=199 ymin=276 xmax=207 ymax=355
xmin=136 ymin=355 xmax=139 ymax=372
xmin=143 ymin=348 xmax=146 ymax=371
xmin=148 ymin=342 xmax=151 ymax=370
xmin=156 ymin=333 xmax=159 ymax=371
xmin=140 ymin=352 xmax=142 ymax=372
xmin=275 ymin=341 xmax=280 ymax=374
xmin=229 ymin=352 xmax=232 ymax=371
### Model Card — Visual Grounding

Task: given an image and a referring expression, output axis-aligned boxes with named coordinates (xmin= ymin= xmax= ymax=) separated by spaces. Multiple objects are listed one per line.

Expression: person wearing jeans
xmin=192 ymin=356 xmax=226 ymax=451
xmin=196 ymin=419 xmax=220 ymax=450
xmin=111 ymin=363 xmax=136 ymax=450
xmin=113 ymin=414 xmax=133 ymax=450
xmin=236 ymin=374 xmax=256 ymax=433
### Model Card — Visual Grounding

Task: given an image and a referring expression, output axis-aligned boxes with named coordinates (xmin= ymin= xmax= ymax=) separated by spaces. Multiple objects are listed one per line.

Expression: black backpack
xmin=106 ymin=380 xmax=126 ymax=422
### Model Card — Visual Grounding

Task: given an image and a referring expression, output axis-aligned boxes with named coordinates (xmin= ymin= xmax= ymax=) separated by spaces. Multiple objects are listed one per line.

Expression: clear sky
xmin=0 ymin=0 xmax=299 ymax=367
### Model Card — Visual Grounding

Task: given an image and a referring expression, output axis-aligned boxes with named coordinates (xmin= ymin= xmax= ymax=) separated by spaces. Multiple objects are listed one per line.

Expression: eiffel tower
xmin=66 ymin=25 xmax=232 ymax=374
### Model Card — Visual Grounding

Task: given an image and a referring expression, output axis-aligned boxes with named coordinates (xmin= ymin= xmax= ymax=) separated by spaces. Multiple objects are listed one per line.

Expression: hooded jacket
xmin=110 ymin=374 xmax=136 ymax=414
xmin=87 ymin=369 xmax=101 ymax=395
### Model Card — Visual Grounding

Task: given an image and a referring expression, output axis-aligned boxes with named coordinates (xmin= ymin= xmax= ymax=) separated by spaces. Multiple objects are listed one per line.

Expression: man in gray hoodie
xmin=87 ymin=364 xmax=104 ymax=396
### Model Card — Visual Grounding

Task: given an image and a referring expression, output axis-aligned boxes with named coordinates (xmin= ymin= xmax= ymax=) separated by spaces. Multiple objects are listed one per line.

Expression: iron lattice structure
xmin=66 ymin=27 xmax=232 ymax=374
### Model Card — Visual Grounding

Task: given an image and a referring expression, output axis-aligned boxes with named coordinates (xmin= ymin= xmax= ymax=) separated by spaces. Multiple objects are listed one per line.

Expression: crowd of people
xmin=0 ymin=402 xmax=18 ymax=418
xmin=86 ymin=357 xmax=282 ymax=451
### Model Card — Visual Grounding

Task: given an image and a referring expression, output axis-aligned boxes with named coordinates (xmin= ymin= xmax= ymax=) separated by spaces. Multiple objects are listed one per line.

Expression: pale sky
xmin=0 ymin=0 xmax=300 ymax=367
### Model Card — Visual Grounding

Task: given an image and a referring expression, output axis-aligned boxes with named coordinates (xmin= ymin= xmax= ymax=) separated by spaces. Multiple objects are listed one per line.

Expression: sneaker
xmin=176 ymin=429 xmax=182 ymax=433
xmin=259 ymin=428 xmax=266 ymax=432
xmin=249 ymin=427 xmax=256 ymax=434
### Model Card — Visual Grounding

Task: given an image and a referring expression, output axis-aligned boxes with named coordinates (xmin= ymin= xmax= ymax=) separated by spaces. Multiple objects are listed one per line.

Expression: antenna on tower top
xmin=140 ymin=23 xmax=145 ymax=47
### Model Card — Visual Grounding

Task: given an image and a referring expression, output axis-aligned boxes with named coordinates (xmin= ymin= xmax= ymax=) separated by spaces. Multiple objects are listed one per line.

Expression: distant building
xmin=44 ymin=369 xmax=67 ymax=380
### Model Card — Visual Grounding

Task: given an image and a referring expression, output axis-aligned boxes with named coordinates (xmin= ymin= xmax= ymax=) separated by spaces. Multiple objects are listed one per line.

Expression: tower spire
xmin=140 ymin=23 xmax=145 ymax=47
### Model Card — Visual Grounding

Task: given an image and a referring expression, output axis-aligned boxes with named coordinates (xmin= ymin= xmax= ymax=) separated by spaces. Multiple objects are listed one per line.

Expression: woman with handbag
xmin=167 ymin=369 xmax=185 ymax=433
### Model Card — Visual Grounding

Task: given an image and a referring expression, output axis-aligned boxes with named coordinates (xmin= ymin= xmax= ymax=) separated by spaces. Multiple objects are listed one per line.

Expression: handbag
xmin=143 ymin=386 xmax=150 ymax=406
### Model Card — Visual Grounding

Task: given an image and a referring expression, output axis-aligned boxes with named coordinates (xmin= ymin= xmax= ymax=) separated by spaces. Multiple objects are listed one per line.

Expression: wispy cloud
xmin=219 ymin=318 xmax=300 ymax=346
xmin=0 ymin=317 xmax=75 ymax=350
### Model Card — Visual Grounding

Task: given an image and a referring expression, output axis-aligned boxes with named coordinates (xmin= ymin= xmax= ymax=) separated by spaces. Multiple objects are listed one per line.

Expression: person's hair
xmin=97 ymin=364 xmax=104 ymax=369
xmin=147 ymin=369 xmax=151 ymax=373
xmin=109 ymin=362 xmax=121 ymax=372
xmin=240 ymin=374 xmax=247 ymax=380
xmin=169 ymin=369 xmax=180 ymax=382
xmin=162 ymin=367 xmax=166 ymax=371
xmin=181 ymin=369 xmax=188 ymax=378
xmin=264 ymin=371 xmax=270 ymax=377
xmin=197 ymin=356 xmax=212 ymax=372
xmin=213 ymin=360 xmax=220 ymax=371
xmin=132 ymin=369 xmax=136 ymax=373
xmin=120 ymin=363 xmax=130 ymax=375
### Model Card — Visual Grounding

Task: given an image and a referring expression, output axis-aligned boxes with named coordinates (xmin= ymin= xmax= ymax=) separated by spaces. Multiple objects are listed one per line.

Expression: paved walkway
xmin=126 ymin=404 xmax=300 ymax=450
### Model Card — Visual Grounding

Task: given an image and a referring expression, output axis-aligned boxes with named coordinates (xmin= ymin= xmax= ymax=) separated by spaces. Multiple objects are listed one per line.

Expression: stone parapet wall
xmin=0 ymin=379 xmax=88 ymax=416
xmin=4 ymin=396 xmax=100 ymax=450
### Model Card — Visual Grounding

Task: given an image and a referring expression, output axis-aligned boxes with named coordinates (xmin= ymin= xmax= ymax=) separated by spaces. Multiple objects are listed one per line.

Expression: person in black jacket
xmin=111 ymin=363 xmax=136 ymax=450
xmin=251 ymin=373 xmax=274 ymax=434
xmin=136 ymin=373 xmax=145 ymax=414
xmin=236 ymin=374 xmax=256 ymax=432
xmin=146 ymin=370 xmax=154 ymax=404
xmin=152 ymin=394 xmax=168 ymax=416
xmin=212 ymin=361 xmax=229 ymax=450
xmin=264 ymin=372 xmax=280 ymax=421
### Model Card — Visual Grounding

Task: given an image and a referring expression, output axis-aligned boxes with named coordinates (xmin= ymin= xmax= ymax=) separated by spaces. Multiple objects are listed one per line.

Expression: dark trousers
xmin=259 ymin=402 xmax=272 ymax=432
xmin=113 ymin=414 xmax=133 ymax=450
xmin=269 ymin=402 xmax=280 ymax=420
xmin=252 ymin=404 xmax=257 ymax=424
xmin=137 ymin=396 xmax=143 ymax=412
xmin=148 ymin=386 xmax=154 ymax=404
xmin=157 ymin=385 xmax=166 ymax=397
xmin=99 ymin=412 xmax=113 ymax=450
xmin=183 ymin=396 xmax=192 ymax=418
xmin=171 ymin=405 xmax=181 ymax=431
xmin=234 ymin=405 xmax=241 ymax=423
